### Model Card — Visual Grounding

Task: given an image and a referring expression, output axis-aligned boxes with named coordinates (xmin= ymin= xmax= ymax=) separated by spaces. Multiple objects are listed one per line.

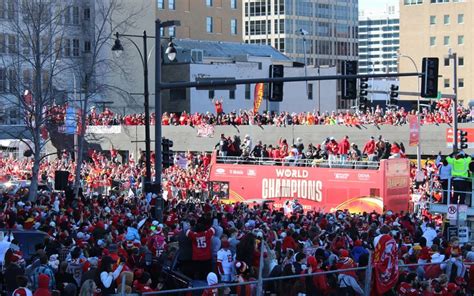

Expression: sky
xmin=359 ymin=0 xmax=398 ymax=10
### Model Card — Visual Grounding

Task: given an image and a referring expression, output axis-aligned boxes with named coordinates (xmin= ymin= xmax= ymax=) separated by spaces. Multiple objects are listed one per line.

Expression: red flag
xmin=253 ymin=83 xmax=264 ymax=113
xmin=373 ymin=234 xmax=399 ymax=294
xmin=409 ymin=115 xmax=419 ymax=146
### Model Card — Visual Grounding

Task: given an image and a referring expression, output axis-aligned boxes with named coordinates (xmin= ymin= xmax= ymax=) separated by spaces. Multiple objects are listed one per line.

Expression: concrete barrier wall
xmin=80 ymin=123 xmax=474 ymax=158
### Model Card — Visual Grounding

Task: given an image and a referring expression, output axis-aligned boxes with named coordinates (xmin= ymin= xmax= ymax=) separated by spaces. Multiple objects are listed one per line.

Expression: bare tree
xmin=0 ymin=0 xmax=144 ymax=201
xmin=0 ymin=0 xmax=68 ymax=201
xmin=70 ymin=0 xmax=144 ymax=197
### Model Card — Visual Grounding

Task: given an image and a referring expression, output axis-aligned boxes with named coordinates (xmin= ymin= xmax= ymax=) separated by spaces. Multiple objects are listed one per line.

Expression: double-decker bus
xmin=208 ymin=153 xmax=410 ymax=213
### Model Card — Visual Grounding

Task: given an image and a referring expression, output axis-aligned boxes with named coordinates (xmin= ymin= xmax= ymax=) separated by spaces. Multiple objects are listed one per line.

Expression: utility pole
xmin=449 ymin=50 xmax=458 ymax=152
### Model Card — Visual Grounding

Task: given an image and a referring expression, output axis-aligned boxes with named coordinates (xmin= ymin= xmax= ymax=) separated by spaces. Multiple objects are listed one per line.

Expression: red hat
xmin=12 ymin=287 xmax=30 ymax=296
xmin=354 ymin=240 xmax=362 ymax=247
xmin=339 ymin=249 xmax=349 ymax=258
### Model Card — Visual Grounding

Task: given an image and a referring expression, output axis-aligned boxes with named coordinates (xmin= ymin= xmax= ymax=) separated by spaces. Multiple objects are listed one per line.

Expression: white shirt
xmin=217 ymin=249 xmax=234 ymax=275
xmin=423 ymin=227 xmax=437 ymax=248
xmin=100 ymin=264 xmax=124 ymax=288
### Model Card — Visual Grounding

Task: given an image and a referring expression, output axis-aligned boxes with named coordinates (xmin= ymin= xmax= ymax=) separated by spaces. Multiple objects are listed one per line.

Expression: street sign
xmin=448 ymin=226 xmax=458 ymax=241
xmin=447 ymin=205 xmax=457 ymax=220
xmin=458 ymin=226 xmax=469 ymax=243
xmin=459 ymin=205 xmax=467 ymax=221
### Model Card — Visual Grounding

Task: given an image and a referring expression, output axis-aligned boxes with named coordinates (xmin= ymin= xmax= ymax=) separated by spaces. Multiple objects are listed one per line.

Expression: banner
xmin=253 ymin=83 xmax=264 ymax=113
xmin=209 ymin=157 xmax=410 ymax=213
xmin=196 ymin=124 xmax=215 ymax=138
xmin=373 ymin=234 xmax=399 ymax=294
xmin=65 ymin=107 xmax=77 ymax=135
xmin=86 ymin=125 xmax=122 ymax=134
xmin=408 ymin=115 xmax=419 ymax=146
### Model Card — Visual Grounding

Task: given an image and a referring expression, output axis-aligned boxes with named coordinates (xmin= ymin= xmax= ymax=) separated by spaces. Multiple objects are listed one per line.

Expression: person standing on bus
xmin=327 ymin=137 xmax=339 ymax=168
xmin=339 ymin=136 xmax=350 ymax=165
xmin=363 ymin=136 xmax=377 ymax=161
xmin=435 ymin=154 xmax=452 ymax=204
xmin=446 ymin=151 xmax=472 ymax=205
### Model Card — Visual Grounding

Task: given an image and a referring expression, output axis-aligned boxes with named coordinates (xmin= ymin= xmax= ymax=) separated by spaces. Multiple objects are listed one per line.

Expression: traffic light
xmin=269 ymin=64 xmax=284 ymax=101
xmin=341 ymin=60 xmax=358 ymax=100
xmin=421 ymin=57 xmax=439 ymax=98
xmin=389 ymin=84 xmax=399 ymax=105
xmin=459 ymin=130 xmax=468 ymax=150
xmin=359 ymin=77 xmax=369 ymax=111
xmin=162 ymin=137 xmax=174 ymax=168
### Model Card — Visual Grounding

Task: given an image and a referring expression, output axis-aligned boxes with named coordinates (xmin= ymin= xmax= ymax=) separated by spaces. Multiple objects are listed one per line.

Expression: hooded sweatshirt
xmin=33 ymin=274 xmax=51 ymax=296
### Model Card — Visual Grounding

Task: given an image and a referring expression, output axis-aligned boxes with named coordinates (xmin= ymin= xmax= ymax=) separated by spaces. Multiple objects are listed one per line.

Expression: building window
xmin=430 ymin=36 xmax=436 ymax=46
xmin=206 ymin=17 xmax=213 ymax=33
xmin=404 ymin=0 xmax=423 ymax=5
xmin=458 ymin=78 xmax=464 ymax=88
xmin=430 ymin=15 xmax=436 ymax=24
xmin=458 ymin=35 xmax=464 ymax=45
xmin=206 ymin=0 xmax=213 ymax=7
xmin=0 ymin=69 xmax=6 ymax=93
xmin=231 ymin=0 xmax=237 ymax=9
xmin=72 ymin=39 xmax=80 ymax=56
xmin=444 ymin=57 xmax=450 ymax=66
xmin=459 ymin=56 xmax=464 ymax=66
xmin=231 ymin=19 xmax=238 ymax=35
xmin=7 ymin=35 xmax=16 ymax=54
xmin=169 ymin=0 xmax=175 ymax=10
xmin=157 ymin=0 xmax=164 ymax=9
xmin=64 ymin=39 xmax=71 ymax=57
xmin=84 ymin=40 xmax=91 ymax=53
xmin=72 ymin=6 xmax=79 ymax=25
xmin=458 ymin=14 xmax=464 ymax=23
xmin=83 ymin=8 xmax=90 ymax=21
xmin=443 ymin=14 xmax=450 ymax=24
xmin=444 ymin=78 xmax=450 ymax=88
xmin=308 ymin=84 xmax=313 ymax=100
xmin=8 ymin=69 xmax=17 ymax=93
xmin=245 ymin=84 xmax=250 ymax=100
xmin=229 ymin=89 xmax=235 ymax=100
xmin=209 ymin=90 xmax=215 ymax=99
xmin=168 ymin=27 xmax=175 ymax=37
xmin=443 ymin=36 xmax=450 ymax=45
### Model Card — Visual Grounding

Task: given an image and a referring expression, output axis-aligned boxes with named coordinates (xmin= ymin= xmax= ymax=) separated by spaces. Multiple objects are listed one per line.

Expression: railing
xmin=428 ymin=174 xmax=474 ymax=209
xmin=142 ymin=258 xmax=474 ymax=296
xmin=215 ymin=155 xmax=381 ymax=170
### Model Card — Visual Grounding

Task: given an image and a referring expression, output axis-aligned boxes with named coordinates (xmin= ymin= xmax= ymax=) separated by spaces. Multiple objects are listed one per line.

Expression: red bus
xmin=208 ymin=153 xmax=410 ymax=214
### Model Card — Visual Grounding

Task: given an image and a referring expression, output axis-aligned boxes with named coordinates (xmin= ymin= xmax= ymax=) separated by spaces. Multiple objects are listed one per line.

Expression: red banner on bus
xmin=209 ymin=156 xmax=410 ymax=214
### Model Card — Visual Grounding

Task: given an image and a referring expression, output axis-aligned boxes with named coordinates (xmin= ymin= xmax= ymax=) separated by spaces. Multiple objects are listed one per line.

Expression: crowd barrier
xmin=141 ymin=258 xmax=474 ymax=296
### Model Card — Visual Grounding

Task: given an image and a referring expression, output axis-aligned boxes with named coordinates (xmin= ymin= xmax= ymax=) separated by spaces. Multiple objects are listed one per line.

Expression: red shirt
xmin=214 ymin=102 xmax=223 ymax=114
xmin=363 ymin=140 xmax=376 ymax=155
xmin=339 ymin=139 xmax=350 ymax=155
xmin=186 ymin=228 xmax=215 ymax=261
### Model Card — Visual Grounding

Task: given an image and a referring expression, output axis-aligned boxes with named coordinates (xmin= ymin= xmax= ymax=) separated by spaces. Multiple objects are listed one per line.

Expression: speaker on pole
xmin=54 ymin=170 xmax=69 ymax=191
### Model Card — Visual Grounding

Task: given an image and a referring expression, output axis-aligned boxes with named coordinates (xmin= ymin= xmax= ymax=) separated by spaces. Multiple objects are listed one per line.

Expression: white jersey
xmin=217 ymin=249 xmax=234 ymax=275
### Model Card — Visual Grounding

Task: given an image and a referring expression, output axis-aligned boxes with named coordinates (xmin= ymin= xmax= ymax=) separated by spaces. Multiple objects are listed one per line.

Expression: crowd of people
xmin=0 ymin=134 xmax=473 ymax=295
xmin=45 ymin=99 xmax=474 ymax=128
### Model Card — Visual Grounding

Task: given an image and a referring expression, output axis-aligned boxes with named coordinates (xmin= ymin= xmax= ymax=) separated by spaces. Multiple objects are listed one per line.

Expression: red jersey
xmin=338 ymin=138 xmax=350 ymax=155
xmin=214 ymin=102 xmax=223 ymax=114
xmin=363 ymin=140 xmax=376 ymax=155
xmin=186 ymin=228 xmax=215 ymax=261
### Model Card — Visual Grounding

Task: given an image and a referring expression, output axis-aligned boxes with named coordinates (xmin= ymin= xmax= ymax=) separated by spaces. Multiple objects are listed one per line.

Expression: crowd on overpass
xmin=45 ymin=99 xmax=474 ymax=127
xmin=0 ymin=136 xmax=474 ymax=295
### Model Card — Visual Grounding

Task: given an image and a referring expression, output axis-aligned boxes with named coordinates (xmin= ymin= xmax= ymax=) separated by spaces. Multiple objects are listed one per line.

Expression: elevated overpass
xmin=44 ymin=123 xmax=474 ymax=158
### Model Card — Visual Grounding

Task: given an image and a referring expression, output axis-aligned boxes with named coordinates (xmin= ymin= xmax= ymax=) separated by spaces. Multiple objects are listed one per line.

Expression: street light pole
xmin=449 ymin=50 xmax=458 ymax=152
xmin=398 ymin=53 xmax=422 ymax=170
xmin=112 ymin=31 xmax=152 ymax=183
xmin=298 ymin=29 xmax=309 ymax=100
xmin=154 ymin=19 xmax=180 ymax=222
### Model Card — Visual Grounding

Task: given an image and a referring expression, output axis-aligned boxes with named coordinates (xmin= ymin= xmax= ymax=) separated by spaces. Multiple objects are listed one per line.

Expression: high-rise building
xmin=156 ymin=0 xmax=243 ymax=42
xmin=242 ymin=0 xmax=358 ymax=109
xmin=358 ymin=5 xmax=399 ymax=75
xmin=399 ymin=0 xmax=472 ymax=105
